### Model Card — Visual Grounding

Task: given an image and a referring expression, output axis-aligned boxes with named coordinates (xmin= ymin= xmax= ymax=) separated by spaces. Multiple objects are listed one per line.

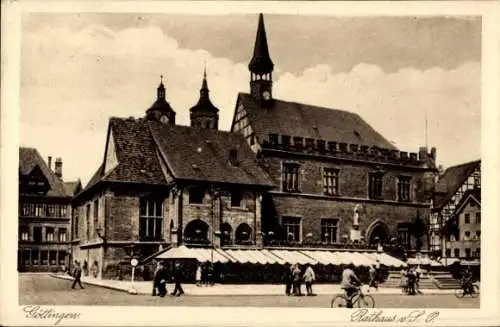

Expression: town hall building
xmin=231 ymin=14 xmax=438 ymax=252
xmin=71 ymin=14 xmax=439 ymax=279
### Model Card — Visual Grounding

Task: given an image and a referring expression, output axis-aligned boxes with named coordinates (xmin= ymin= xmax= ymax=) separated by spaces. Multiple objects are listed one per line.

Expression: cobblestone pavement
xmin=20 ymin=274 xmax=479 ymax=308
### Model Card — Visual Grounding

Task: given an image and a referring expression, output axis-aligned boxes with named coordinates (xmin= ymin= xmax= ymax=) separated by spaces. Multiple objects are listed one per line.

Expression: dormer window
xmin=229 ymin=149 xmax=239 ymax=166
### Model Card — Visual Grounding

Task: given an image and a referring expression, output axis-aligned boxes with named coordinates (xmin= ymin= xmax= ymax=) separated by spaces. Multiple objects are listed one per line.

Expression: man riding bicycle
xmin=461 ymin=268 xmax=474 ymax=294
xmin=340 ymin=263 xmax=362 ymax=308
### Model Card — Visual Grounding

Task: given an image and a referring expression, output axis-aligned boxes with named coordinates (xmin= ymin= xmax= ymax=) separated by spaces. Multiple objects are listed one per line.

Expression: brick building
xmin=71 ymin=72 xmax=273 ymax=279
xmin=18 ymin=147 xmax=80 ymax=272
xmin=429 ymin=160 xmax=481 ymax=260
xmin=231 ymin=14 xmax=438 ymax=252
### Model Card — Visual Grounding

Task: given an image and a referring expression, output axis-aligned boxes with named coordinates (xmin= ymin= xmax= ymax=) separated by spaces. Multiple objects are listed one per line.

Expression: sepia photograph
xmin=2 ymin=1 xmax=499 ymax=326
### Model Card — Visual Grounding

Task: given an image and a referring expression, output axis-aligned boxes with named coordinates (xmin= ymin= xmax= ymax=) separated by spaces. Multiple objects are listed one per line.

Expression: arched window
xmin=184 ymin=219 xmax=210 ymax=244
xmin=221 ymin=223 xmax=232 ymax=246
xmin=235 ymin=223 xmax=252 ymax=244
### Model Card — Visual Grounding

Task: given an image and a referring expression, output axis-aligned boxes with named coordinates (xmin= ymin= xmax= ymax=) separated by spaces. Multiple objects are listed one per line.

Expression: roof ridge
xmin=444 ymin=159 xmax=481 ymax=170
xmin=239 ymin=92 xmax=358 ymax=116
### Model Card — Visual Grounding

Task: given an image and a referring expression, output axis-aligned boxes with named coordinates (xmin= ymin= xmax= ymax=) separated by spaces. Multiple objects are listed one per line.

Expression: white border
xmin=2 ymin=1 xmax=500 ymax=326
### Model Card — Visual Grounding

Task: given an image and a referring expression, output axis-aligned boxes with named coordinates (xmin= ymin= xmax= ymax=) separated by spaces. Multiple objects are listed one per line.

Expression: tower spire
xmin=190 ymin=65 xmax=219 ymax=129
xmin=157 ymin=74 xmax=166 ymax=100
xmin=201 ymin=62 xmax=208 ymax=91
xmin=249 ymin=13 xmax=274 ymax=74
xmin=249 ymin=13 xmax=274 ymax=103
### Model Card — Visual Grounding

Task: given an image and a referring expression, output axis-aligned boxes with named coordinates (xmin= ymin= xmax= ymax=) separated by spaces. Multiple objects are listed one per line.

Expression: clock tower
xmin=249 ymin=13 xmax=274 ymax=105
xmin=145 ymin=75 xmax=176 ymax=125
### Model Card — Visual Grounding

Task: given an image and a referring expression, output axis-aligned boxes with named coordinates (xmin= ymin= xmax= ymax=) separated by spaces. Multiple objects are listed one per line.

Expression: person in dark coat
xmin=292 ymin=264 xmax=302 ymax=296
xmin=71 ymin=261 xmax=84 ymax=289
xmin=154 ymin=262 xmax=168 ymax=297
xmin=283 ymin=264 xmax=293 ymax=296
xmin=171 ymin=262 xmax=185 ymax=296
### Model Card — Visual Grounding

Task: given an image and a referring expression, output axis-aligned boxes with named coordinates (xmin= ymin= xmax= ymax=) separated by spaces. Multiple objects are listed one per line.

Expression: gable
xmin=20 ymin=165 xmax=50 ymax=195
xmin=232 ymin=101 xmax=260 ymax=153
xmin=104 ymin=129 xmax=119 ymax=175
xmin=18 ymin=147 xmax=70 ymax=197
xmin=435 ymin=161 xmax=481 ymax=210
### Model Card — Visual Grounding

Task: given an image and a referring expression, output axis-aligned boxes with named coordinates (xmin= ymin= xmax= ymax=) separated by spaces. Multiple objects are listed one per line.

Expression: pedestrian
xmin=407 ymin=267 xmax=416 ymax=295
xmin=415 ymin=266 xmax=422 ymax=294
xmin=195 ymin=263 xmax=202 ymax=287
xmin=152 ymin=261 xmax=162 ymax=296
xmin=154 ymin=262 xmax=168 ymax=297
xmin=292 ymin=264 xmax=302 ymax=296
xmin=171 ymin=262 xmax=185 ymax=296
xmin=71 ymin=261 xmax=84 ymax=290
xmin=283 ymin=264 xmax=293 ymax=296
xmin=303 ymin=264 xmax=316 ymax=296
xmin=400 ymin=268 xmax=407 ymax=294
xmin=369 ymin=264 xmax=378 ymax=290
xmin=207 ymin=263 xmax=214 ymax=286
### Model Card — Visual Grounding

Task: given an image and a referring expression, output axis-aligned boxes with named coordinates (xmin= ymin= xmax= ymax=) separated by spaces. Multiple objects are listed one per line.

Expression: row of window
xmin=20 ymin=249 xmax=67 ymax=266
xmin=19 ymin=226 xmax=67 ymax=243
xmin=464 ymin=212 xmax=481 ymax=224
xmin=448 ymin=230 xmax=481 ymax=242
xmin=445 ymin=248 xmax=480 ymax=259
xmin=283 ymin=217 xmax=340 ymax=243
xmin=20 ymin=203 xmax=68 ymax=218
xmin=282 ymin=163 xmax=412 ymax=201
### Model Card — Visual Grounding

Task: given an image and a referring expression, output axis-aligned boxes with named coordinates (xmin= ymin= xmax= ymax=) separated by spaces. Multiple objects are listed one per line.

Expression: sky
xmin=20 ymin=13 xmax=481 ymax=185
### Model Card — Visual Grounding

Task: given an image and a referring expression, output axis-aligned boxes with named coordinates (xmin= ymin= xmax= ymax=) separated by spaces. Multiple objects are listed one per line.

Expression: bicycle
xmin=455 ymin=283 xmax=479 ymax=298
xmin=331 ymin=285 xmax=375 ymax=308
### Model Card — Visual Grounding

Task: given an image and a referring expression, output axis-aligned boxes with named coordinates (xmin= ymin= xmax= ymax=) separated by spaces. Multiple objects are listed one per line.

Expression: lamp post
xmin=129 ymin=258 xmax=138 ymax=295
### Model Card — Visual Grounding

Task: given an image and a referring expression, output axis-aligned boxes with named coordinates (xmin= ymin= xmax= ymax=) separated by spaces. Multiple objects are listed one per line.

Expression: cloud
xmin=20 ymin=24 xmax=480 ymax=185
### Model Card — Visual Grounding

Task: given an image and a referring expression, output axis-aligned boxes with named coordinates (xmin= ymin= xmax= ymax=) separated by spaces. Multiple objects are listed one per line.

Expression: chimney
xmin=54 ymin=157 xmax=63 ymax=179
xmin=48 ymin=156 xmax=52 ymax=171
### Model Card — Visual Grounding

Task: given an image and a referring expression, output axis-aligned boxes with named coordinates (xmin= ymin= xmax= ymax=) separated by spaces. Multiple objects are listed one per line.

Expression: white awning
xmin=439 ymin=258 xmax=460 ymax=266
xmin=300 ymin=250 xmax=335 ymax=265
xmin=156 ymin=246 xmax=231 ymax=263
xmin=366 ymin=252 xmax=407 ymax=267
xmin=269 ymin=250 xmax=318 ymax=265
xmin=408 ymin=257 xmax=442 ymax=267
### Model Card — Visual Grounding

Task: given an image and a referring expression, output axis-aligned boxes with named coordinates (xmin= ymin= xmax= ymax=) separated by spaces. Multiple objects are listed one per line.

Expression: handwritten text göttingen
xmin=23 ymin=305 xmax=81 ymax=325
xmin=351 ymin=309 xmax=440 ymax=323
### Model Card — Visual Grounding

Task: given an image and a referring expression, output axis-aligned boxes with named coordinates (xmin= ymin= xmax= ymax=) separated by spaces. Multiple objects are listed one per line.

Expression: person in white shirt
xmin=303 ymin=265 xmax=316 ymax=296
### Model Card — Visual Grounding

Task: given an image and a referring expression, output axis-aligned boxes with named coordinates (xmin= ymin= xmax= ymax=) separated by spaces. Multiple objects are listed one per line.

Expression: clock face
xmin=262 ymin=90 xmax=271 ymax=100
xmin=160 ymin=115 xmax=169 ymax=124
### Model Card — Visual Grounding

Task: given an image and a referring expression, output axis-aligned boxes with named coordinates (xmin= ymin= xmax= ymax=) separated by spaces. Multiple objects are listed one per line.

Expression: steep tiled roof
xmin=148 ymin=120 xmax=274 ymax=187
xmin=433 ymin=160 xmax=481 ymax=209
xmin=19 ymin=147 xmax=70 ymax=197
xmin=237 ymin=93 xmax=396 ymax=150
xmin=63 ymin=180 xmax=82 ymax=196
xmin=82 ymin=118 xmax=167 ymax=191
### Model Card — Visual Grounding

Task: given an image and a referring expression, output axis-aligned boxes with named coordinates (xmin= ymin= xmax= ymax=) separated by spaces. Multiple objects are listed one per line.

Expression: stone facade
xmin=71 ymin=182 xmax=263 ymax=279
xmin=245 ymin=140 xmax=437 ymax=250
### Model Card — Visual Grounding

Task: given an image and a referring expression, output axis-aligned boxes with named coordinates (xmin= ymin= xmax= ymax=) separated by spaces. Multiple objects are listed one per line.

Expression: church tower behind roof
xmin=249 ymin=13 xmax=274 ymax=105
xmin=190 ymin=66 xmax=219 ymax=129
xmin=146 ymin=75 xmax=176 ymax=125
